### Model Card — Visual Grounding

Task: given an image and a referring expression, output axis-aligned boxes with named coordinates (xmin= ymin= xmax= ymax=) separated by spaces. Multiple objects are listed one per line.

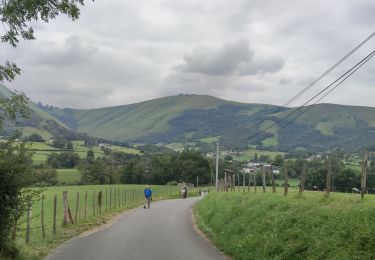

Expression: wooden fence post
xmin=98 ymin=190 xmax=102 ymax=214
xmin=41 ymin=194 xmax=45 ymax=239
xmin=26 ymin=199 xmax=32 ymax=243
xmin=262 ymin=166 xmax=266 ymax=193
xmin=84 ymin=191 xmax=87 ymax=218
xmin=300 ymin=164 xmax=307 ymax=195
xmin=237 ymin=173 xmax=240 ymax=191
xmin=93 ymin=191 xmax=96 ymax=216
xmin=248 ymin=173 xmax=251 ymax=191
xmin=326 ymin=159 xmax=331 ymax=196
xmin=284 ymin=166 xmax=289 ymax=196
xmin=53 ymin=195 xmax=57 ymax=235
xmin=74 ymin=192 xmax=79 ymax=223
xmin=361 ymin=151 xmax=369 ymax=200
xmin=253 ymin=173 xmax=257 ymax=193
xmin=110 ymin=188 xmax=112 ymax=210
xmin=105 ymin=188 xmax=108 ymax=211
xmin=118 ymin=188 xmax=121 ymax=208
xmin=242 ymin=172 xmax=245 ymax=192
xmin=63 ymin=191 xmax=69 ymax=225
xmin=271 ymin=167 xmax=276 ymax=193
xmin=114 ymin=188 xmax=117 ymax=208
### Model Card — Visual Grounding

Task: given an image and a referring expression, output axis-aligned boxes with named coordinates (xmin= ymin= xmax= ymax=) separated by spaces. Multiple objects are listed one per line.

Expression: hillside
xmin=0 ymin=85 xmax=86 ymax=141
xmin=2 ymin=85 xmax=375 ymax=151
xmin=47 ymin=94 xmax=281 ymax=143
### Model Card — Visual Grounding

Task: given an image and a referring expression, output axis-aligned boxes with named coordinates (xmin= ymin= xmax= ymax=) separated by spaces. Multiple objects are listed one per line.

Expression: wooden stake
xmin=63 ymin=191 xmax=69 ymax=225
xmin=105 ymin=188 xmax=108 ymax=211
xmin=271 ymin=167 xmax=276 ymax=193
xmin=98 ymin=190 xmax=102 ymax=214
xmin=253 ymin=173 xmax=257 ymax=193
xmin=41 ymin=194 xmax=45 ymax=239
xmin=110 ymin=188 xmax=112 ymax=210
xmin=326 ymin=159 xmax=332 ymax=196
xmin=284 ymin=166 xmax=288 ymax=196
xmin=74 ymin=192 xmax=79 ymax=223
xmin=118 ymin=188 xmax=120 ymax=208
xmin=84 ymin=191 xmax=87 ymax=218
xmin=237 ymin=172 xmax=240 ymax=191
xmin=53 ymin=195 xmax=57 ymax=235
xmin=242 ymin=172 xmax=245 ymax=192
xmin=361 ymin=151 xmax=369 ymax=200
xmin=262 ymin=166 xmax=266 ymax=193
xmin=93 ymin=191 xmax=96 ymax=216
xmin=248 ymin=173 xmax=251 ymax=192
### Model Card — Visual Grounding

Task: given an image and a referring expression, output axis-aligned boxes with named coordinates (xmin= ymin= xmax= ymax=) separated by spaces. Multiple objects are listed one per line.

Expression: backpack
xmin=144 ymin=188 xmax=152 ymax=197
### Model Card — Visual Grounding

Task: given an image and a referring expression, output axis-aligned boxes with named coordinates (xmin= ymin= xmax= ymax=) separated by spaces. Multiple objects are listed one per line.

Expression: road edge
xmin=191 ymin=200 xmax=231 ymax=260
xmin=44 ymin=206 xmax=140 ymax=260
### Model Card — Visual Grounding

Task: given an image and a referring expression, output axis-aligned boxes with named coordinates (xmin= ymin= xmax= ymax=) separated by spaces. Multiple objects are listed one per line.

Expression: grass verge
xmin=195 ymin=190 xmax=375 ymax=260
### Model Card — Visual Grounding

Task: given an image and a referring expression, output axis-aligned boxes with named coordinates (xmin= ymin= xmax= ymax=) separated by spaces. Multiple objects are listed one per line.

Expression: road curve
xmin=48 ymin=197 xmax=226 ymax=260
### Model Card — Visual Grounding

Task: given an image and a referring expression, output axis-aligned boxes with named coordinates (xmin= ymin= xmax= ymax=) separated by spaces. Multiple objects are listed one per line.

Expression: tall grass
xmin=195 ymin=190 xmax=375 ymax=259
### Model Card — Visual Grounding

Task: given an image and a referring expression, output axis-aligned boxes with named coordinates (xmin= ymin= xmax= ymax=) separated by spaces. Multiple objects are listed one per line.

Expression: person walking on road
xmin=144 ymin=185 xmax=152 ymax=209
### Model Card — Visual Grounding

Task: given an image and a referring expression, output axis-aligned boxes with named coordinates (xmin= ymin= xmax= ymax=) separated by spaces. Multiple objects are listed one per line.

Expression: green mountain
xmin=2 ymin=85 xmax=375 ymax=151
xmin=0 ymin=85 xmax=86 ymax=141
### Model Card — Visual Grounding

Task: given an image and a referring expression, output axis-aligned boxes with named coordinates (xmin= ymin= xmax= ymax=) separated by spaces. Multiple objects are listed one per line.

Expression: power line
xmin=283 ymin=32 xmax=375 ymax=107
xmin=276 ymin=50 xmax=375 ymax=132
xmin=248 ymin=32 xmax=375 ymax=141
xmin=249 ymin=50 xmax=375 ymax=142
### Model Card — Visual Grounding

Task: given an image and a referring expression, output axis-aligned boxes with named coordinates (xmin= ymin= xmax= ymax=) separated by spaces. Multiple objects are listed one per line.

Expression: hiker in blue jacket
xmin=144 ymin=185 xmax=152 ymax=209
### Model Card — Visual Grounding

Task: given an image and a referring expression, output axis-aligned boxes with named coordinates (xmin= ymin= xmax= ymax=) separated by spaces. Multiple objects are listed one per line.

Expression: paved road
xmin=48 ymin=197 xmax=225 ymax=260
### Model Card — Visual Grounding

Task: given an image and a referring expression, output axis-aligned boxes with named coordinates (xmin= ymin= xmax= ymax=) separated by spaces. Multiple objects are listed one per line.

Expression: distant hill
xmin=0 ymin=85 xmax=87 ymax=141
xmin=2 ymin=85 xmax=375 ymax=152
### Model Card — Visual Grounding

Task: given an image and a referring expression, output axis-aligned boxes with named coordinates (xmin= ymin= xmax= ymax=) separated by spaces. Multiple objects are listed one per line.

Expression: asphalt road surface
xmin=48 ymin=197 xmax=226 ymax=260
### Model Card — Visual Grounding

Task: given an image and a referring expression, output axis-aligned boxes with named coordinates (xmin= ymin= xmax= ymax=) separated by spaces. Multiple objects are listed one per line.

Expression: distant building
xmin=98 ymin=143 xmax=111 ymax=148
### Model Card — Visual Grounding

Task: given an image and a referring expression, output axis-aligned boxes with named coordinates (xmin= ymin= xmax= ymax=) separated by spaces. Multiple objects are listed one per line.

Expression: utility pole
xmin=215 ymin=142 xmax=219 ymax=192
xmin=361 ymin=150 xmax=369 ymax=200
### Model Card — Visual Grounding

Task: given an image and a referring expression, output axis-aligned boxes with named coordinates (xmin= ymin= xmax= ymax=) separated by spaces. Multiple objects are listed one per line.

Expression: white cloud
xmin=0 ymin=0 xmax=374 ymax=108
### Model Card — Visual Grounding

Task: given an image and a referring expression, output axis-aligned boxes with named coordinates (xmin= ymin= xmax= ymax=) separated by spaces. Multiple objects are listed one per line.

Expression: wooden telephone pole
xmin=361 ymin=150 xmax=369 ymax=200
xmin=326 ymin=158 xmax=332 ymax=196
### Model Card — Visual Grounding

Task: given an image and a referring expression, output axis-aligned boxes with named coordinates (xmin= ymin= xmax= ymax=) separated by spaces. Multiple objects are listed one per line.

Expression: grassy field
xmin=225 ymin=149 xmax=285 ymax=161
xmin=27 ymin=140 xmax=140 ymax=165
xmin=16 ymin=184 xmax=196 ymax=259
xmin=195 ymin=190 xmax=375 ymax=260
xmin=56 ymin=169 xmax=81 ymax=183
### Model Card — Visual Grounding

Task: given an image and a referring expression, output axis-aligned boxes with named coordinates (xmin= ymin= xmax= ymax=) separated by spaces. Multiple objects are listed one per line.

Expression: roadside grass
xmin=195 ymin=190 xmax=375 ymax=260
xmin=15 ymin=184 xmax=196 ymax=259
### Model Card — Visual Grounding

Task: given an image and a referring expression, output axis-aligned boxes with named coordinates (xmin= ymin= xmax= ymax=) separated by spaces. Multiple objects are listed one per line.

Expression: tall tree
xmin=0 ymin=1 xmax=89 ymax=257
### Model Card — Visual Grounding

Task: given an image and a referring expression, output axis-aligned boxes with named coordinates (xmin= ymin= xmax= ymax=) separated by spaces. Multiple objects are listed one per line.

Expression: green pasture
xmin=29 ymin=140 xmax=140 ymax=165
xmin=56 ymin=169 xmax=81 ymax=184
xmin=224 ymin=149 xmax=285 ymax=161
xmin=195 ymin=190 xmax=375 ymax=260
xmin=275 ymin=178 xmax=300 ymax=187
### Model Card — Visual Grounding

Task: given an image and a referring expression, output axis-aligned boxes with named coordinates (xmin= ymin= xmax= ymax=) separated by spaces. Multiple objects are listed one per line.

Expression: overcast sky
xmin=1 ymin=0 xmax=374 ymax=108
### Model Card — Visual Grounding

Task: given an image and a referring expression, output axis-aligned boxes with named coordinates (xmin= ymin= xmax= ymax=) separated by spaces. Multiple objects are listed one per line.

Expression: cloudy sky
xmin=1 ymin=0 xmax=374 ymax=108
